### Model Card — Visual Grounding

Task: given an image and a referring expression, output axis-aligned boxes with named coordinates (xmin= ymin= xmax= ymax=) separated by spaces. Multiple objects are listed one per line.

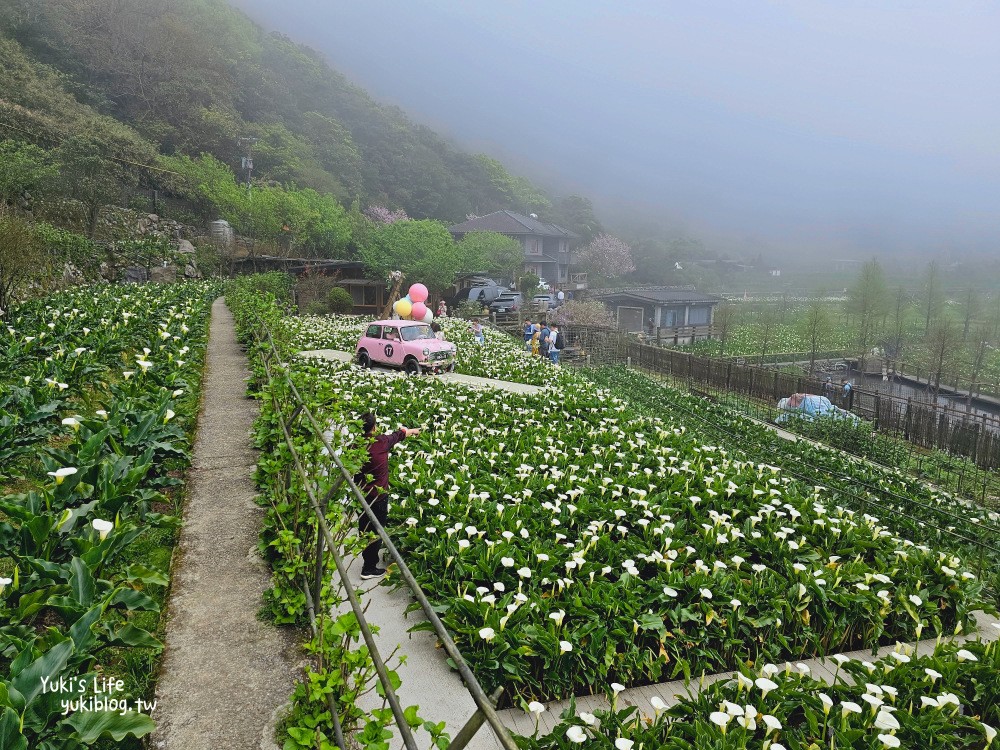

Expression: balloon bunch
xmin=393 ymin=283 xmax=434 ymax=323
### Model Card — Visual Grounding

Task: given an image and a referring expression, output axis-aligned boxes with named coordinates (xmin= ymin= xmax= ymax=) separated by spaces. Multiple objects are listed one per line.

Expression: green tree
xmin=56 ymin=135 xmax=133 ymax=237
xmin=926 ymin=319 xmax=957 ymax=396
xmin=800 ymin=300 xmax=832 ymax=374
xmin=883 ymin=286 xmax=910 ymax=370
xmin=0 ymin=214 xmax=47 ymax=315
xmin=712 ymin=302 xmax=736 ymax=357
xmin=960 ymin=287 xmax=980 ymax=341
xmin=281 ymin=188 xmax=352 ymax=257
xmin=757 ymin=305 xmax=778 ymax=357
xmin=921 ymin=260 xmax=944 ymax=335
xmin=966 ymin=321 xmax=992 ymax=404
xmin=0 ymin=140 xmax=57 ymax=204
xmin=457 ymin=231 xmax=523 ymax=279
xmin=358 ymin=220 xmax=462 ymax=298
xmin=517 ymin=272 xmax=541 ymax=304
xmin=548 ymin=195 xmax=602 ymax=245
xmin=847 ymin=259 xmax=890 ymax=369
xmin=474 ymin=155 xmax=551 ymax=215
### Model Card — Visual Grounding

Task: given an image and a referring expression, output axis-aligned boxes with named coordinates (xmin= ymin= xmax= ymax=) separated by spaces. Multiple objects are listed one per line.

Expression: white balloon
xmin=422 ymin=309 xmax=434 ymax=323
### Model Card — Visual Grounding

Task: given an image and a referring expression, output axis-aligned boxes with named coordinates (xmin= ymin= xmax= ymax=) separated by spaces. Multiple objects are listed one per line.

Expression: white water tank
xmin=209 ymin=219 xmax=235 ymax=251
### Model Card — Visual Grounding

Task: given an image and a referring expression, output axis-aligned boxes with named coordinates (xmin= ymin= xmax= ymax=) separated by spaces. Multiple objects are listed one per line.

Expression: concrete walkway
xmin=298 ymin=349 xmax=543 ymax=395
xmin=152 ymin=299 xmax=299 ymax=750
xmin=335 ymin=569 xmax=503 ymax=749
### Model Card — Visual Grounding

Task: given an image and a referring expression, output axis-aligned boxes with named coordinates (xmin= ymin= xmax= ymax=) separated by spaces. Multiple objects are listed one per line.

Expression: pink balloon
xmin=408 ymin=283 xmax=429 ymax=303
xmin=411 ymin=301 xmax=428 ymax=320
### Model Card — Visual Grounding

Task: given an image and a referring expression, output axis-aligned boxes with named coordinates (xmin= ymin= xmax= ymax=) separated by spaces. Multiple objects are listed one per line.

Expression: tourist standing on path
xmin=437 ymin=300 xmax=448 ymax=318
xmin=431 ymin=322 xmax=444 ymax=341
xmin=821 ymin=376 xmax=834 ymax=399
xmin=540 ymin=323 xmax=551 ymax=359
xmin=355 ymin=413 xmax=421 ymax=580
xmin=548 ymin=324 xmax=562 ymax=365
xmin=523 ymin=319 xmax=534 ymax=351
xmin=841 ymin=378 xmax=853 ymax=408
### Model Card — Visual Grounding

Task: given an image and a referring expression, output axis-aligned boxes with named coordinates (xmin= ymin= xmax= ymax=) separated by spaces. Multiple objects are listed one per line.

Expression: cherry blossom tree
xmin=578 ymin=233 xmax=635 ymax=278
xmin=364 ymin=204 xmax=409 ymax=224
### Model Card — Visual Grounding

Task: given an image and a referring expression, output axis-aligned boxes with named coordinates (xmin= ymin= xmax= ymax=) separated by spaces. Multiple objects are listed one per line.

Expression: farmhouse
xmin=448 ymin=210 xmax=585 ymax=290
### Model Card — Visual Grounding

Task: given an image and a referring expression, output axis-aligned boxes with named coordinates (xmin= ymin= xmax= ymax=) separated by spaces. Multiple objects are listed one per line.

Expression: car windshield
xmin=400 ymin=324 xmax=434 ymax=341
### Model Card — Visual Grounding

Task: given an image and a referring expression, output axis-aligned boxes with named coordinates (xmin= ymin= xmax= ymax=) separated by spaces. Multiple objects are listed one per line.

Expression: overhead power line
xmin=0 ymin=119 xmax=184 ymax=176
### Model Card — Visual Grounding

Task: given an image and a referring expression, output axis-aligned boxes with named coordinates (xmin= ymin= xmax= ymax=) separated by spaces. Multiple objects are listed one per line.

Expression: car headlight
xmin=422 ymin=348 xmax=430 ymax=357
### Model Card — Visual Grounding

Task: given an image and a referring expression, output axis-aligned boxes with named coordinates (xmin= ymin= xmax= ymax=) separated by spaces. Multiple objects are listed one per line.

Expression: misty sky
xmin=230 ymin=0 xmax=1000 ymax=259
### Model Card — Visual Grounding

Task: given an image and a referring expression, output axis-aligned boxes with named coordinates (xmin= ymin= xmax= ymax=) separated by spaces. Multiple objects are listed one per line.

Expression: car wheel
xmin=404 ymin=358 xmax=421 ymax=375
xmin=357 ymin=350 xmax=371 ymax=368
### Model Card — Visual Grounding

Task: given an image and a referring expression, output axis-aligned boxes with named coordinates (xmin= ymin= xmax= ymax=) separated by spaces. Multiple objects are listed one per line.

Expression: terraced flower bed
xmin=0 ymin=282 xmax=220 ymax=748
xmin=238 ymin=300 xmax=996 ymax=745
xmin=520 ymin=639 xmax=1000 ymax=750
xmin=584 ymin=367 xmax=1000 ymax=604
xmin=284 ymin=355 xmax=986 ymax=705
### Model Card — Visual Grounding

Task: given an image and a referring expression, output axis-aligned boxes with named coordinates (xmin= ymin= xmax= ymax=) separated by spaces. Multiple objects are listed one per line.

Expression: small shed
xmin=595 ymin=288 xmax=721 ymax=339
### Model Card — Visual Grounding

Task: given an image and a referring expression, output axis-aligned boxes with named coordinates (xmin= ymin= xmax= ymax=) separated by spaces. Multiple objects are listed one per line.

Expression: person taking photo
xmin=354 ymin=413 xmax=421 ymax=580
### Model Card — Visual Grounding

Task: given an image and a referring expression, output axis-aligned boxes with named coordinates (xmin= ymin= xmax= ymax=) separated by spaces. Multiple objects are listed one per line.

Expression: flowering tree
xmin=549 ymin=300 xmax=615 ymax=328
xmin=364 ymin=204 xmax=409 ymax=224
xmin=578 ymin=233 xmax=635 ymax=278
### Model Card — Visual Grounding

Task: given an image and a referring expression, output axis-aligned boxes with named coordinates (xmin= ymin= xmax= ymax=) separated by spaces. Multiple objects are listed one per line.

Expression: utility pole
xmin=238 ymin=136 xmax=259 ymax=258
xmin=238 ymin=137 xmax=258 ymax=193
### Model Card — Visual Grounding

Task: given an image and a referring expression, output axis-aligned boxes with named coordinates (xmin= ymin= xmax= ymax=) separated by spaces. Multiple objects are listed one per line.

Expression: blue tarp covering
xmin=775 ymin=394 xmax=861 ymax=424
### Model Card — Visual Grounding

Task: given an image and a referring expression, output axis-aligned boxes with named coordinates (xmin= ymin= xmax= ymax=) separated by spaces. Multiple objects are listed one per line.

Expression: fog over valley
xmin=231 ymin=0 xmax=1000 ymax=262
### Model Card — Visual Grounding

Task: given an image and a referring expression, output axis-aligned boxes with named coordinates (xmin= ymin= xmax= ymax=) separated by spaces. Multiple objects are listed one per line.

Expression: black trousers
xmin=359 ymin=493 xmax=389 ymax=570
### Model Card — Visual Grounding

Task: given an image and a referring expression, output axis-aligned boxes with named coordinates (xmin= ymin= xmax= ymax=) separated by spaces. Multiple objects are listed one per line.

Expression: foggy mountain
xmin=230 ymin=0 xmax=1000 ymax=261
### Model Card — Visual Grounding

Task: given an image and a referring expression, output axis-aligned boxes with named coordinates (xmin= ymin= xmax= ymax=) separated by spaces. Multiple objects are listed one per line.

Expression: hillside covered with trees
xmin=0 ymin=0 xmax=572 ymax=219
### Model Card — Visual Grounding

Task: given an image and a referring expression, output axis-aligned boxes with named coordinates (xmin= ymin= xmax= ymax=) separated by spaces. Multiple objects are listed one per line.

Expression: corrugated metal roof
xmin=596 ymin=289 xmax=720 ymax=304
xmin=448 ymin=210 xmax=577 ymax=238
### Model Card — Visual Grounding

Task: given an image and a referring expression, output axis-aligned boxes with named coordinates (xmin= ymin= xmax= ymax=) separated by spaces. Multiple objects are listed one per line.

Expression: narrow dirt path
xmin=151 ymin=298 xmax=299 ymax=750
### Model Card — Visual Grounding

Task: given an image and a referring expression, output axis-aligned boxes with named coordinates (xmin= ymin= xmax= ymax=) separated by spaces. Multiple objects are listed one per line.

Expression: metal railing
xmin=250 ymin=315 xmax=518 ymax=750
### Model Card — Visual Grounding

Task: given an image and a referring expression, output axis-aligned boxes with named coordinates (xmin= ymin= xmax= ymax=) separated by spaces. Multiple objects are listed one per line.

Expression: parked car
xmin=465 ymin=286 xmax=503 ymax=305
xmin=489 ymin=293 xmax=523 ymax=313
xmin=355 ymin=320 xmax=457 ymax=375
xmin=532 ymin=293 xmax=557 ymax=310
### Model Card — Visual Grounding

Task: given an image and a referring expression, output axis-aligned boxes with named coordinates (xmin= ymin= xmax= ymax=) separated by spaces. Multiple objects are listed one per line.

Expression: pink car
xmin=355 ymin=320 xmax=457 ymax=375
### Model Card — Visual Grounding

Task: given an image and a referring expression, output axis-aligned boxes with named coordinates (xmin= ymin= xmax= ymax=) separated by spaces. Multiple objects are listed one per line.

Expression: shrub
xmin=303 ymin=299 xmax=330 ymax=316
xmin=454 ymin=300 xmax=487 ymax=319
xmin=327 ymin=286 xmax=354 ymax=314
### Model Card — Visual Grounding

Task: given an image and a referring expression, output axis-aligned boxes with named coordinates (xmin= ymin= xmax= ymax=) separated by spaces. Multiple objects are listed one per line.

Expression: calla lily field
xmin=0 ymin=281 xmax=220 ymax=748
xmin=9 ymin=275 xmax=990 ymax=749
xmin=231 ymin=278 xmax=997 ymax=750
